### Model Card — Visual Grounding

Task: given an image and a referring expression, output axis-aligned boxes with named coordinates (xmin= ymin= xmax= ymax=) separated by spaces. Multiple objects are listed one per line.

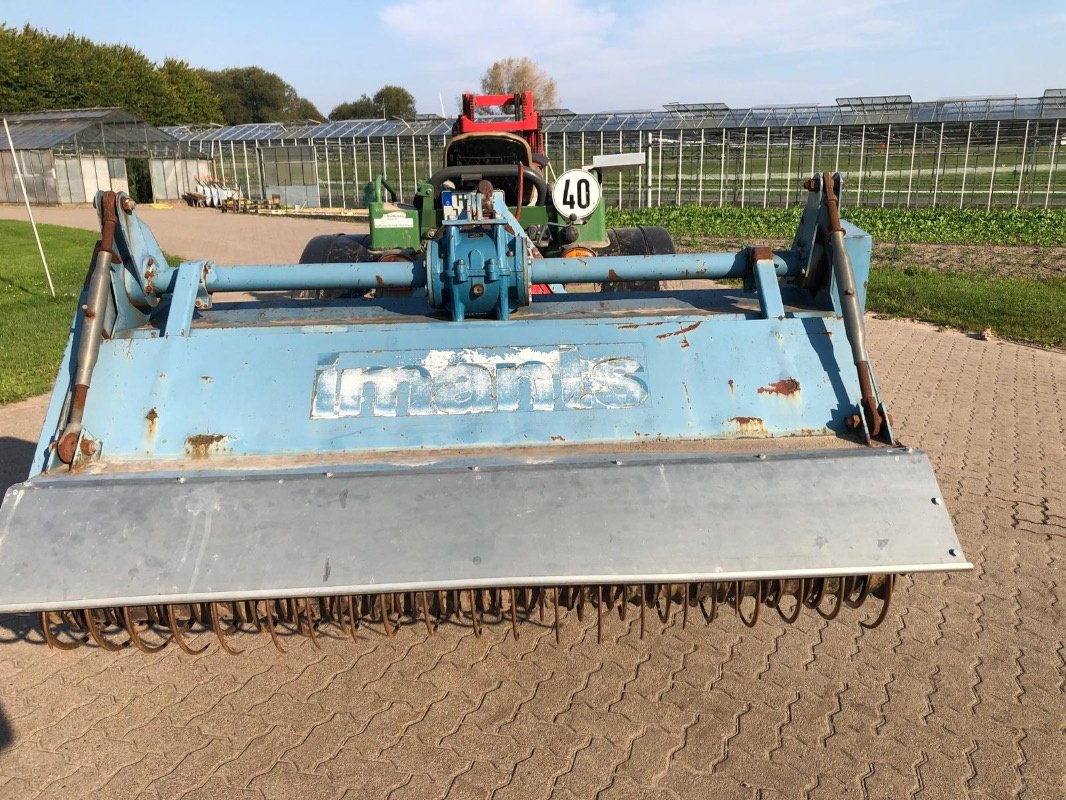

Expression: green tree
xmin=372 ymin=85 xmax=416 ymax=119
xmin=159 ymin=59 xmax=222 ymax=123
xmin=0 ymin=24 xmax=223 ymax=125
xmin=329 ymin=94 xmax=378 ymax=120
xmin=329 ymin=86 xmax=416 ymax=121
xmin=198 ymin=66 xmax=322 ymax=124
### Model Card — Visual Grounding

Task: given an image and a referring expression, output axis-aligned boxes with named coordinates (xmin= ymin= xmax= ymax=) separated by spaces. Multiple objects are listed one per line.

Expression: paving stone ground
xmin=0 ymin=209 xmax=1062 ymax=797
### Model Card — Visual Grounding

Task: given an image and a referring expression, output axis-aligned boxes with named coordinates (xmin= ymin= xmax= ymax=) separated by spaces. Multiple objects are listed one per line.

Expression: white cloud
xmin=378 ymin=0 xmax=989 ymax=111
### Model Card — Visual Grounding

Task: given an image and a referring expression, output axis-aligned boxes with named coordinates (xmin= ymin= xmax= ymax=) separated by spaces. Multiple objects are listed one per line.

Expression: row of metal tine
xmin=39 ymin=575 xmax=895 ymax=655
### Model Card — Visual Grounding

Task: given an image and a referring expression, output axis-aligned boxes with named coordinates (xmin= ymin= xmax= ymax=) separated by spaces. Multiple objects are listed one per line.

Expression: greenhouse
xmin=1 ymin=108 xmax=210 ymax=204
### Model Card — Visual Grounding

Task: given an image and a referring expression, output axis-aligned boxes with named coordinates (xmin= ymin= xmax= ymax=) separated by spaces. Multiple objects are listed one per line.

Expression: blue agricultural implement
xmin=0 ymin=122 xmax=970 ymax=653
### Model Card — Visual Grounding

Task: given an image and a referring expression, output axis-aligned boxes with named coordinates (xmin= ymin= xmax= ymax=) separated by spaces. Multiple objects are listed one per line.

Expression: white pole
xmin=960 ymin=122 xmax=972 ymax=209
xmin=762 ymin=127 xmax=770 ymax=208
xmin=719 ymin=131 xmax=726 ymax=207
xmin=856 ymin=125 xmax=866 ymax=205
xmin=906 ymin=123 xmax=917 ymax=208
xmin=676 ymin=129 xmax=683 ymax=205
xmin=338 ymin=139 xmax=346 ymax=209
xmin=3 ymin=117 xmax=55 ymax=297
xmin=324 ymin=141 xmax=333 ymax=208
xmin=1015 ymin=120 xmax=1030 ymax=209
xmin=657 ymin=134 xmax=663 ymax=205
xmin=932 ymin=122 xmax=944 ymax=208
xmin=697 ymin=129 xmax=705 ymax=206
xmin=987 ymin=121 xmax=1000 ymax=211
xmin=786 ymin=126 xmax=794 ymax=205
xmin=740 ymin=127 xmax=748 ymax=208
xmin=881 ymin=124 xmax=891 ymax=208
xmin=1045 ymin=120 xmax=1059 ymax=210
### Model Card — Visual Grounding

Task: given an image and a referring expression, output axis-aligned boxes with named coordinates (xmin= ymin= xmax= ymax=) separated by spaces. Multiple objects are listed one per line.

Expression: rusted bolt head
xmin=846 ymin=414 xmax=862 ymax=429
xmin=120 ymin=197 xmax=136 ymax=213
xmin=803 ymin=178 xmax=819 ymax=192
xmin=80 ymin=438 xmax=98 ymax=457
xmin=471 ymin=284 xmax=485 ymax=298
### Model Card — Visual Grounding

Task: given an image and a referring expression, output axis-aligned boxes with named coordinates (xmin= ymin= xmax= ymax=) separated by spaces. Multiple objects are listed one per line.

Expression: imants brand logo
xmin=311 ymin=345 xmax=648 ymax=418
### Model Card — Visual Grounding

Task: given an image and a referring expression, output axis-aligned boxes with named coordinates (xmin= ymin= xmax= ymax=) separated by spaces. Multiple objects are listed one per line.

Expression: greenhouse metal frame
xmin=164 ymin=90 xmax=1066 ymax=210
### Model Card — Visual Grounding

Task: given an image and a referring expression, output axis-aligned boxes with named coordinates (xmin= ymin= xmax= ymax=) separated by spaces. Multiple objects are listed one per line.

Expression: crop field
xmin=607 ymin=206 xmax=1066 ymax=348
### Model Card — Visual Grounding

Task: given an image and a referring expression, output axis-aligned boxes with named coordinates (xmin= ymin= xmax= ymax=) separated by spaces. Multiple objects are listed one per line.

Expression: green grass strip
xmin=0 ymin=220 xmax=101 ymax=404
xmin=868 ymin=266 xmax=1066 ymax=348
xmin=607 ymin=206 xmax=1066 ymax=246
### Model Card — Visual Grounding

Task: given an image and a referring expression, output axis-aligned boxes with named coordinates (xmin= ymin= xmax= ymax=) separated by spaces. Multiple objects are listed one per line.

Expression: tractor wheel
xmin=294 ymin=233 xmax=372 ymax=300
xmin=595 ymin=226 xmax=675 ymax=292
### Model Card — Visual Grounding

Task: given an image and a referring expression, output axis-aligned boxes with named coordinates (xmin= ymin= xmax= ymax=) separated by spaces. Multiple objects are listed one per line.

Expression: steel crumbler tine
xmin=34 ymin=571 xmax=904 ymax=655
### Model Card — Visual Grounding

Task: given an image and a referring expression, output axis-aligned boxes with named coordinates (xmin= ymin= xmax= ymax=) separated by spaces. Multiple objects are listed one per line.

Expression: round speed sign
xmin=551 ymin=169 xmax=601 ymax=220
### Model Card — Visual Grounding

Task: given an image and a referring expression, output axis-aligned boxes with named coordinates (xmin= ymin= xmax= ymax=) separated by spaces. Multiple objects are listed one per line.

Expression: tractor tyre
xmin=294 ymin=233 xmax=372 ymax=300
xmin=595 ymin=226 xmax=675 ymax=292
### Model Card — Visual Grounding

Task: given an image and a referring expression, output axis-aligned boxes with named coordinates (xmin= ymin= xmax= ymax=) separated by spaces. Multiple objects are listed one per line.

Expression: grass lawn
xmin=868 ymin=266 xmax=1066 ymax=348
xmin=0 ymin=220 xmax=99 ymax=405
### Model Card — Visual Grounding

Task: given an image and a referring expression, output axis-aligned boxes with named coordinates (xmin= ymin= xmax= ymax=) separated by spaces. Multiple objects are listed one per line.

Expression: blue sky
xmin=3 ymin=1 xmax=1064 ymax=115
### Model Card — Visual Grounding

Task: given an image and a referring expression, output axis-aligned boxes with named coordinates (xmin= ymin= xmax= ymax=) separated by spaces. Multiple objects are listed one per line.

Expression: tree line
xmin=0 ymin=25 xmax=416 ymax=127
xmin=1 ymin=26 xmax=559 ymax=127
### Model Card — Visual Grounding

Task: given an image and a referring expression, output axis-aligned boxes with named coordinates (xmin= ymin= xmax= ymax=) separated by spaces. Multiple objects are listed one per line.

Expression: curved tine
xmin=510 ymin=589 xmax=519 ymax=641
xmin=60 ymin=609 xmax=85 ymax=631
xmin=639 ymin=586 xmax=647 ymax=640
xmin=860 ymin=575 xmax=896 ymax=629
xmin=734 ymin=581 xmax=760 ymax=628
xmin=658 ymin=583 xmax=673 ymax=624
xmin=764 ymin=580 xmax=782 ymax=610
xmin=210 ymin=603 xmax=242 ymax=655
xmin=378 ymin=595 xmax=396 ymax=638
xmin=537 ymin=588 xmax=546 ymax=623
xmin=262 ymin=601 xmax=288 ymax=653
xmin=40 ymin=611 xmax=84 ymax=651
xmin=303 ymin=598 xmax=322 ymax=650
xmin=596 ymin=586 xmax=603 ymax=644
xmin=805 ymin=578 xmax=826 ymax=609
xmin=682 ymin=584 xmax=690 ymax=630
xmin=245 ymin=601 xmax=263 ymax=633
xmin=422 ymin=592 xmax=435 ymax=636
xmin=122 ymin=607 xmax=170 ymax=654
xmin=698 ymin=582 xmax=719 ymax=624
xmin=345 ymin=596 xmax=360 ymax=643
xmin=83 ymin=608 xmax=128 ymax=652
xmin=777 ymin=579 xmax=805 ymax=624
xmin=844 ymin=575 xmax=872 ymax=609
xmin=553 ymin=587 xmax=561 ymax=644
xmin=617 ymin=585 xmax=628 ymax=621
xmin=816 ymin=578 xmax=845 ymax=621
xmin=468 ymin=590 xmax=481 ymax=638
xmin=167 ymin=604 xmax=209 ymax=655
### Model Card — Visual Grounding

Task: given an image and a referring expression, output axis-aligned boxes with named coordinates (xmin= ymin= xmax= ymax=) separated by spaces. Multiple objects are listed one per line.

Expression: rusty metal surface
xmin=0 ymin=313 xmax=1062 ymax=796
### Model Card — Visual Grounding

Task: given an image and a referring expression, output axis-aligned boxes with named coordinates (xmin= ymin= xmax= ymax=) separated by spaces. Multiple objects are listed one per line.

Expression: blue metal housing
xmin=23 ymin=178 xmax=885 ymax=474
xmin=0 ymin=173 xmax=973 ymax=614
